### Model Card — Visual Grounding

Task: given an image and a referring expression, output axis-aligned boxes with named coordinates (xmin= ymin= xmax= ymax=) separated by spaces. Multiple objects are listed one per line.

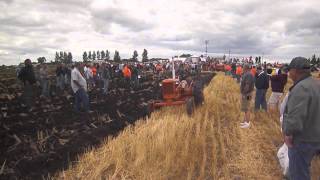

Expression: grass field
xmin=57 ymin=73 xmax=320 ymax=180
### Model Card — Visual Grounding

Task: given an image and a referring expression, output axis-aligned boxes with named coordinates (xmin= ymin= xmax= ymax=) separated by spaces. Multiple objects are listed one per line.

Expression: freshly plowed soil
xmin=0 ymin=65 xmax=214 ymax=180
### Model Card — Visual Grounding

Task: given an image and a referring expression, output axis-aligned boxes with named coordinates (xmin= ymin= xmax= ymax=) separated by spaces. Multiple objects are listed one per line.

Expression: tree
xmin=97 ymin=50 xmax=101 ymax=60
xmin=311 ymin=54 xmax=317 ymax=65
xmin=255 ymin=57 xmax=259 ymax=63
xmin=101 ymin=50 xmax=105 ymax=60
xmin=67 ymin=52 xmax=73 ymax=63
xmin=63 ymin=52 xmax=68 ymax=63
xmin=88 ymin=51 xmax=92 ymax=60
xmin=179 ymin=54 xmax=192 ymax=58
xmin=55 ymin=52 xmax=59 ymax=62
xmin=105 ymin=50 xmax=110 ymax=61
xmin=142 ymin=49 xmax=148 ymax=62
xmin=37 ymin=57 xmax=46 ymax=64
xmin=59 ymin=51 xmax=63 ymax=61
xmin=83 ymin=51 xmax=88 ymax=62
xmin=92 ymin=51 xmax=96 ymax=60
xmin=114 ymin=50 xmax=121 ymax=62
xmin=317 ymin=57 xmax=320 ymax=65
xmin=132 ymin=50 xmax=138 ymax=61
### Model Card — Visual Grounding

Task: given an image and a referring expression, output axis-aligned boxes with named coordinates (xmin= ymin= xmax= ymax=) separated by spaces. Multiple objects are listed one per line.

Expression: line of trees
xmin=54 ymin=51 xmax=73 ymax=64
xmin=309 ymin=54 xmax=320 ymax=66
xmin=83 ymin=50 xmax=110 ymax=62
xmin=82 ymin=49 xmax=149 ymax=62
xmin=37 ymin=57 xmax=46 ymax=64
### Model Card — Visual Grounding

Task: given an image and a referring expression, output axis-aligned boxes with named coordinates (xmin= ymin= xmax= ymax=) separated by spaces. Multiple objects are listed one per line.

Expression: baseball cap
xmin=288 ymin=57 xmax=310 ymax=70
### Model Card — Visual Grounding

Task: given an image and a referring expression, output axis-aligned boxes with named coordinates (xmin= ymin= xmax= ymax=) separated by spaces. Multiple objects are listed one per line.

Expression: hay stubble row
xmin=58 ymin=73 xmax=320 ymax=180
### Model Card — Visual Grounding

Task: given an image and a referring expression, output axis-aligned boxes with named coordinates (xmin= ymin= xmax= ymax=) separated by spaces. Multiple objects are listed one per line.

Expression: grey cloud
xmin=126 ymin=23 xmax=277 ymax=55
xmin=158 ymin=34 xmax=193 ymax=42
xmin=91 ymin=7 xmax=153 ymax=33
xmin=0 ymin=15 xmax=46 ymax=28
xmin=38 ymin=0 xmax=91 ymax=14
xmin=0 ymin=0 xmax=13 ymax=4
xmin=0 ymin=0 xmax=319 ymax=65
xmin=40 ymin=0 xmax=89 ymax=6
xmin=286 ymin=9 xmax=320 ymax=36
xmin=0 ymin=39 xmax=58 ymax=55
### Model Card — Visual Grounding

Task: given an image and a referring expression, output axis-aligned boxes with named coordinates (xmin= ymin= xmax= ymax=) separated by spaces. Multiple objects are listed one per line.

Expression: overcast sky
xmin=0 ymin=0 xmax=319 ymax=65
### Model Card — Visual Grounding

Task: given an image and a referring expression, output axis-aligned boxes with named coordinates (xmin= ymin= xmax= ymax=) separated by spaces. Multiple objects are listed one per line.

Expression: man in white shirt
xmin=71 ymin=63 xmax=89 ymax=113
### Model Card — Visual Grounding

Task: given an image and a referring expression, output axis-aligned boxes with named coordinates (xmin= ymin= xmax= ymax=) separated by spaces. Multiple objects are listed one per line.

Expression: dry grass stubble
xmin=58 ymin=73 xmax=320 ymax=180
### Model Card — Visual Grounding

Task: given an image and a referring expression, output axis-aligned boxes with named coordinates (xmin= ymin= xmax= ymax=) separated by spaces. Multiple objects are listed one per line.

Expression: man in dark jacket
xmin=18 ymin=59 xmax=36 ymax=111
xmin=254 ymin=66 xmax=269 ymax=111
xmin=231 ymin=63 xmax=237 ymax=78
xmin=268 ymin=69 xmax=288 ymax=111
xmin=101 ymin=63 xmax=111 ymax=95
xmin=192 ymin=75 xmax=204 ymax=107
xmin=283 ymin=57 xmax=320 ymax=180
xmin=56 ymin=64 xmax=65 ymax=93
xmin=131 ymin=65 xmax=140 ymax=89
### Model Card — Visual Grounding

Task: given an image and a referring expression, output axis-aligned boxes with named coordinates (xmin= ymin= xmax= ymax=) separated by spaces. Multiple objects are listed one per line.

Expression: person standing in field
xmin=254 ymin=66 xmax=269 ymax=111
xmin=282 ymin=57 xmax=320 ymax=180
xmin=131 ymin=64 xmax=140 ymax=89
xmin=268 ymin=69 xmax=288 ymax=111
xmin=251 ymin=65 xmax=257 ymax=77
xmin=122 ymin=64 xmax=132 ymax=88
xmin=91 ymin=64 xmax=97 ymax=87
xmin=236 ymin=64 xmax=243 ymax=83
xmin=84 ymin=64 xmax=93 ymax=90
xmin=101 ymin=63 xmax=111 ymax=95
xmin=64 ymin=65 xmax=72 ymax=89
xmin=18 ymin=59 xmax=36 ymax=111
xmin=71 ymin=63 xmax=89 ymax=113
xmin=39 ymin=64 xmax=49 ymax=97
xmin=231 ymin=63 xmax=237 ymax=78
xmin=56 ymin=63 xmax=65 ymax=93
xmin=240 ymin=64 xmax=255 ymax=128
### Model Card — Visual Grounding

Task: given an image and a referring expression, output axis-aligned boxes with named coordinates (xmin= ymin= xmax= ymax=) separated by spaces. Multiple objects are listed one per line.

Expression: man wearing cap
xmin=254 ymin=66 xmax=269 ymax=111
xmin=283 ymin=57 xmax=320 ymax=180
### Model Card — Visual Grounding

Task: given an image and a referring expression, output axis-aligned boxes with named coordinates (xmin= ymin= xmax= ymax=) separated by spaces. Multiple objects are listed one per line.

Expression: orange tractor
xmin=149 ymin=78 xmax=195 ymax=115
xmin=148 ymin=58 xmax=198 ymax=115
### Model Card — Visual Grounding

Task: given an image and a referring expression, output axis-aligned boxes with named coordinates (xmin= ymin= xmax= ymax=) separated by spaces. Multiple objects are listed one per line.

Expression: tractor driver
xmin=177 ymin=76 xmax=194 ymax=95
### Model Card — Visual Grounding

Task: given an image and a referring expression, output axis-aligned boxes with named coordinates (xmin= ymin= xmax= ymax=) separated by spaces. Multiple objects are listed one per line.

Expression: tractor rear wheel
xmin=186 ymin=97 xmax=195 ymax=116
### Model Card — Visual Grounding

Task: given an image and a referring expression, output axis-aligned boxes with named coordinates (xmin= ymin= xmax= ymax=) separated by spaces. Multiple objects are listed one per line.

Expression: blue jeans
xmin=255 ymin=89 xmax=267 ymax=111
xmin=288 ymin=143 xmax=320 ymax=180
xmin=74 ymin=88 xmax=89 ymax=112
